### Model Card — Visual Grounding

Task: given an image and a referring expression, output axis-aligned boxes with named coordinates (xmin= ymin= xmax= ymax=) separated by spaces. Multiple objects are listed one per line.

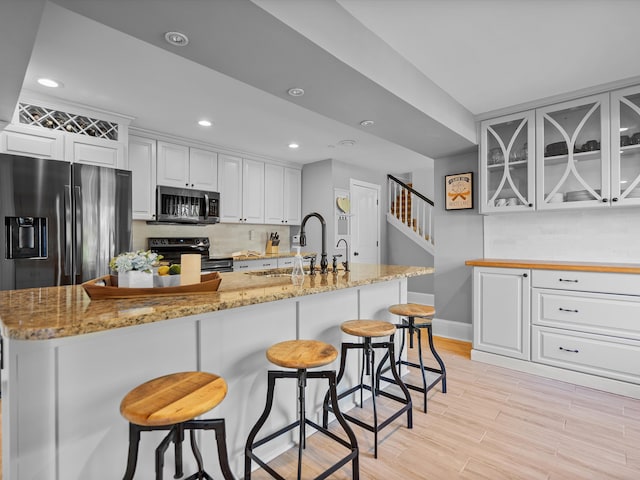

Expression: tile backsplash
xmin=484 ymin=207 xmax=640 ymax=263
xmin=132 ymin=221 xmax=292 ymax=256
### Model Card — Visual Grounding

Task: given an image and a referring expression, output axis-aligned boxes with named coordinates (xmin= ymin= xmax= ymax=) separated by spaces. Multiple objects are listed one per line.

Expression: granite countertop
xmin=465 ymin=258 xmax=640 ymax=274
xmin=0 ymin=264 xmax=432 ymax=341
xmin=232 ymin=251 xmax=315 ymax=261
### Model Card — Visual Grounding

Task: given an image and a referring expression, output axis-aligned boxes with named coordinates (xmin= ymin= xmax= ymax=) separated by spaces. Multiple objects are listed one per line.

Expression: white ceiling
xmin=7 ymin=0 xmax=640 ymax=172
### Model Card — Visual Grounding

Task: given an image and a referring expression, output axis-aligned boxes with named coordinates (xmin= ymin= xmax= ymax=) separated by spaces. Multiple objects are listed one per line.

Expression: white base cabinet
xmin=472 ymin=267 xmax=530 ymax=360
xmin=472 ymin=265 xmax=640 ymax=398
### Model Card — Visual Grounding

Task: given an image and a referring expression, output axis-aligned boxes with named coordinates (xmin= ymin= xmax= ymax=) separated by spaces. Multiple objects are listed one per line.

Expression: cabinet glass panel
xmin=618 ymin=92 xmax=640 ymax=201
xmin=484 ymin=114 xmax=532 ymax=210
xmin=537 ymin=95 xmax=608 ymax=208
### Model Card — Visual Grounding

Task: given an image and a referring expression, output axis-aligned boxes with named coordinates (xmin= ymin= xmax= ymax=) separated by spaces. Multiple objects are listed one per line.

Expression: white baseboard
xmin=432 ymin=317 xmax=472 ymax=342
xmin=407 ymin=291 xmax=434 ymax=305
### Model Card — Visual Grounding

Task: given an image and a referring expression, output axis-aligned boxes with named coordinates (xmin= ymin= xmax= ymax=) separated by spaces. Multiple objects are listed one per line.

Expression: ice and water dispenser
xmin=5 ymin=217 xmax=48 ymax=259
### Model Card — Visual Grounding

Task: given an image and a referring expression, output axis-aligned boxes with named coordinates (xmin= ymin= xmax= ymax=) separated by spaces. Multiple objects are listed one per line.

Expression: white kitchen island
xmin=0 ymin=264 xmax=431 ymax=480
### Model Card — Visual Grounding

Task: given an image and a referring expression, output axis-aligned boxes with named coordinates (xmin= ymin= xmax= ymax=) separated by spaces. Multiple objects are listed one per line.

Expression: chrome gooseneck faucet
xmin=336 ymin=238 xmax=350 ymax=272
xmin=299 ymin=212 xmax=328 ymax=274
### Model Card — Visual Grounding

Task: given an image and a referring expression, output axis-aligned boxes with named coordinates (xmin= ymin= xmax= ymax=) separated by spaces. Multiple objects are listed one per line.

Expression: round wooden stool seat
xmin=120 ymin=371 xmax=228 ymax=427
xmin=266 ymin=339 xmax=338 ymax=369
xmin=389 ymin=303 xmax=435 ymax=322
xmin=341 ymin=319 xmax=396 ymax=338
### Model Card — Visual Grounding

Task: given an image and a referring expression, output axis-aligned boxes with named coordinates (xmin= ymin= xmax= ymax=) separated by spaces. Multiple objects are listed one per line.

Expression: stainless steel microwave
xmin=155 ymin=185 xmax=220 ymax=224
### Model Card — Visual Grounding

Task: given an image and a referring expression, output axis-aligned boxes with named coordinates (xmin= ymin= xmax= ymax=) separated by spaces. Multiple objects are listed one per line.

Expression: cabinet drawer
xmin=532 ymin=289 xmax=640 ymax=340
xmin=532 ymin=326 xmax=640 ymax=384
xmin=532 ymin=269 xmax=640 ymax=295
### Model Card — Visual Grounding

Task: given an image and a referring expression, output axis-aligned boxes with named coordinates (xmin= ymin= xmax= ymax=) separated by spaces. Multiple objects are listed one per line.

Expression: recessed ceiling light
xmin=37 ymin=78 xmax=60 ymax=88
xmin=359 ymin=120 xmax=375 ymax=127
xmin=620 ymin=127 xmax=629 ymax=132
xmin=288 ymin=143 xmax=299 ymax=149
xmin=287 ymin=87 xmax=305 ymax=97
xmin=338 ymin=139 xmax=356 ymax=147
xmin=164 ymin=31 xmax=189 ymax=46
xmin=198 ymin=119 xmax=212 ymax=127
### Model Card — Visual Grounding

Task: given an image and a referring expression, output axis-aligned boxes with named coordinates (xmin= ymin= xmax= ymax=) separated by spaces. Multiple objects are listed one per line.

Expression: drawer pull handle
xmin=559 ymin=278 xmax=578 ymax=283
xmin=559 ymin=346 xmax=579 ymax=353
xmin=558 ymin=308 xmax=579 ymax=313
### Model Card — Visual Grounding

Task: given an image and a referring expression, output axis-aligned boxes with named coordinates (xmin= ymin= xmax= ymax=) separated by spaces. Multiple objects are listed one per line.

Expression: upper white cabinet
xmin=480 ymin=111 xmax=535 ymax=213
xmin=536 ymin=93 xmax=610 ymax=210
xmin=242 ymin=158 xmax=265 ymax=223
xmin=65 ymin=135 xmax=125 ymax=169
xmin=264 ymin=164 xmax=302 ymax=224
xmin=610 ymin=84 xmax=640 ymax=206
xmin=218 ymin=155 xmax=265 ymax=223
xmin=0 ymin=124 xmax=64 ymax=160
xmin=480 ymin=86 xmax=640 ymax=213
xmin=157 ymin=142 xmax=218 ymax=190
xmin=129 ymin=135 xmax=157 ymax=220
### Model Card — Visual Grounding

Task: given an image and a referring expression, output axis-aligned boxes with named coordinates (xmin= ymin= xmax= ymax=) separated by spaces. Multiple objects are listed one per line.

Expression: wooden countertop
xmin=465 ymin=258 xmax=640 ymax=274
xmin=0 ymin=264 xmax=432 ymax=341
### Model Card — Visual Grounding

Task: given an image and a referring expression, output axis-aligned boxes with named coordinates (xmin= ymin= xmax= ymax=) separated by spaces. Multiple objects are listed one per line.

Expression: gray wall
xmin=300 ymin=158 xmax=389 ymax=263
xmin=434 ymin=149 xmax=483 ymax=325
xmin=387 ymin=224 xmax=434 ymax=293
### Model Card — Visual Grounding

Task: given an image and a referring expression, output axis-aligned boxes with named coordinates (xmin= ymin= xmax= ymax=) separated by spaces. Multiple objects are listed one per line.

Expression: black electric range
xmin=147 ymin=237 xmax=233 ymax=272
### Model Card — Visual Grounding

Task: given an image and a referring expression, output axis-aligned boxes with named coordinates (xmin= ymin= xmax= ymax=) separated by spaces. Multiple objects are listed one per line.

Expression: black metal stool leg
xmin=245 ymin=371 xmax=278 ymax=479
xmin=386 ymin=337 xmax=412 ymax=429
xmin=174 ymin=423 xmax=184 ymax=479
xmin=326 ymin=370 xmax=359 ymax=479
xmin=123 ymin=423 xmax=142 ymax=480
xmin=415 ymin=328 xmax=429 ymax=413
xmin=323 ymin=342 xmax=349 ymax=428
xmin=427 ymin=324 xmax=447 ymax=393
xmin=366 ymin=339 xmax=379 ymax=458
xmin=188 ymin=428 xmax=206 ymax=479
xmin=156 ymin=426 xmax=177 ymax=480
xmin=297 ymin=369 xmax=307 ymax=480
xmin=212 ymin=420 xmax=235 ymax=480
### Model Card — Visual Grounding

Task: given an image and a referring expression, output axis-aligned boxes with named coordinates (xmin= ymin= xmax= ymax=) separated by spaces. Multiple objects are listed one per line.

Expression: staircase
xmin=387 ymin=175 xmax=435 ymax=254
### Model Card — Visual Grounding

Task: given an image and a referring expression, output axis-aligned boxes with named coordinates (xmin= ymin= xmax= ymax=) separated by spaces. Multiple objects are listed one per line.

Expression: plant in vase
xmin=109 ymin=250 xmax=162 ymax=288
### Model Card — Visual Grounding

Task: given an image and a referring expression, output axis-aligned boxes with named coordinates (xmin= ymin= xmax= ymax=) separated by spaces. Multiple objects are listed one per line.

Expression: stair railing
xmin=387 ymin=174 xmax=435 ymax=247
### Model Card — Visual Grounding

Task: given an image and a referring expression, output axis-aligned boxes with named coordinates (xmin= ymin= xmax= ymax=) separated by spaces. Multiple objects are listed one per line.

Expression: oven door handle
xmin=204 ymin=193 xmax=209 ymax=220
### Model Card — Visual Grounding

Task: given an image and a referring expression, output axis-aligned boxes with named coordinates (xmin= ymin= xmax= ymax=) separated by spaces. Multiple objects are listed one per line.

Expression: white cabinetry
xmin=128 ymin=135 xmax=157 ymax=220
xmin=480 ymin=85 xmax=640 ymax=213
xmin=65 ymin=135 xmax=125 ymax=168
xmin=157 ymin=142 xmax=218 ymax=190
xmin=531 ymin=269 xmax=640 ymax=384
xmin=265 ymin=164 xmax=302 ymax=225
xmin=233 ymin=258 xmax=277 ymax=272
xmin=472 ymin=267 xmax=531 ymax=360
xmin=480 ymin=111 xmax=535 ymax=213
xmin=0 ymin=124 xmax=64 ymax=159
xmin=218 ymin=155 xmax=264 ymax=223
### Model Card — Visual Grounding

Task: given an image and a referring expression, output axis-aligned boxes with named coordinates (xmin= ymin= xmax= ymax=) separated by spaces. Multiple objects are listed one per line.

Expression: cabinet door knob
xmin=523 ymin=273 xmax=528 ymax=277
xmin=612 ymin=197 xmax=619 ymax=202
xmin=528 ymin=203 xmax=533 ymax=207
xmin=353 ymin=252 xmax=359 ymax=256
xmin=602 ymin=198 xmax=608 ymax=203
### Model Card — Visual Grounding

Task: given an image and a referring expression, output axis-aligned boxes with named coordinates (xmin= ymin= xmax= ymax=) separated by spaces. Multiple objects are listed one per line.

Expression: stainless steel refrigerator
xmin=0 ymin=154 xmax=132 ymax=290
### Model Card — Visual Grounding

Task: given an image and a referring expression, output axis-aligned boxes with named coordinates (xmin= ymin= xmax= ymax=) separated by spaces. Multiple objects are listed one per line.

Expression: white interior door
xmin=350 ymin=179 xmax=380 ymax=264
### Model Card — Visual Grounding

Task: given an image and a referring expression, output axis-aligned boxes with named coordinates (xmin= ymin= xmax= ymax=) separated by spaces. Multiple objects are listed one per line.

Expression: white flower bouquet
xmin=109 ymin=250 xmax=162 ymax=274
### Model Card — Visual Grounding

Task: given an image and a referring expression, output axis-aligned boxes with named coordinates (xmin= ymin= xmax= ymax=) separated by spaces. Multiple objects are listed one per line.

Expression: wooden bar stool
xmin=323 ymin=320 xmax=412 ymax=458
xmin=245 ymin=339 xmax=359 ymax=480
xmin=376 ymin=303 xmax=446 ymax=413
xmin=120 ymin=371 xmax=234 ymax=480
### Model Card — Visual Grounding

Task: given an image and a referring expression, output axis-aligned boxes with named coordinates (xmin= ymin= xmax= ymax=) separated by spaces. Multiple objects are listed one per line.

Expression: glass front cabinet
xmin=479 ymin=111 xmax=535 ymax=213
xmin=480 ymin=85 xmax=640 ymax=214
xmin=536 ymin=93 xmax=609 ymax=210
xmin=611 ymin=85 xmax=640 ymax=205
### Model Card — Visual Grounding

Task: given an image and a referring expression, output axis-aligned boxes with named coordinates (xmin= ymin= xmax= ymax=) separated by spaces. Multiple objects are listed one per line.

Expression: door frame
xmin=350 ymin=178 xmax=381 ymax=265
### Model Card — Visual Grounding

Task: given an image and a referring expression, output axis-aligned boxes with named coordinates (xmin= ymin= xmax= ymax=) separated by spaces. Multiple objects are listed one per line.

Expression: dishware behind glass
xmin=632 ymin=132 xmax=640 ymax=145
xmin=506 ymin=197 xmax=518 ymax=206
xmin=621 ymin=135 xmax=631 ymax=146
xmin=583 ymin=140 xmax=600 ymax=151
xmin=495 ymin=198 xmax=507 ymax=207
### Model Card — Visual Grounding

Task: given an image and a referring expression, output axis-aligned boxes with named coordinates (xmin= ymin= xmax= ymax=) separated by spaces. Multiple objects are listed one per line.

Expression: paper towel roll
xmin=180 ymin=254 xmax=201 ymax=286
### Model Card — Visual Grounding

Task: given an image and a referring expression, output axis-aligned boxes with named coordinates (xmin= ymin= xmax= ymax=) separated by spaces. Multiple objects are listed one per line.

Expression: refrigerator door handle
xmin=204 ymin=193 xmax=210 ymax=220
xmin=74 ymin=185 xmax=82 ymax=278
xmin=64 ymin=185 xmax=73 ymax=276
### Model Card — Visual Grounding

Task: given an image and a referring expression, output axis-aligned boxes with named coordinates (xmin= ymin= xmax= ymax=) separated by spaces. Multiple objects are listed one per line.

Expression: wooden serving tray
xmin=82 ymin=273 xmax=222 ymax=299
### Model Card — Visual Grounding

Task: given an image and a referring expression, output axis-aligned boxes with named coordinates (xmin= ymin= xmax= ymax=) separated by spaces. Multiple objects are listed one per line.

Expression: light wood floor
xmin=250 ymin=337 xmax=640 ymax=479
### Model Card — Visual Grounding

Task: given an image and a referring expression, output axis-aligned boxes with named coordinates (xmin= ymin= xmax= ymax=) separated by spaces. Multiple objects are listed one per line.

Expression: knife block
xmin=265 ymin=240 xmax=279 ymax=254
